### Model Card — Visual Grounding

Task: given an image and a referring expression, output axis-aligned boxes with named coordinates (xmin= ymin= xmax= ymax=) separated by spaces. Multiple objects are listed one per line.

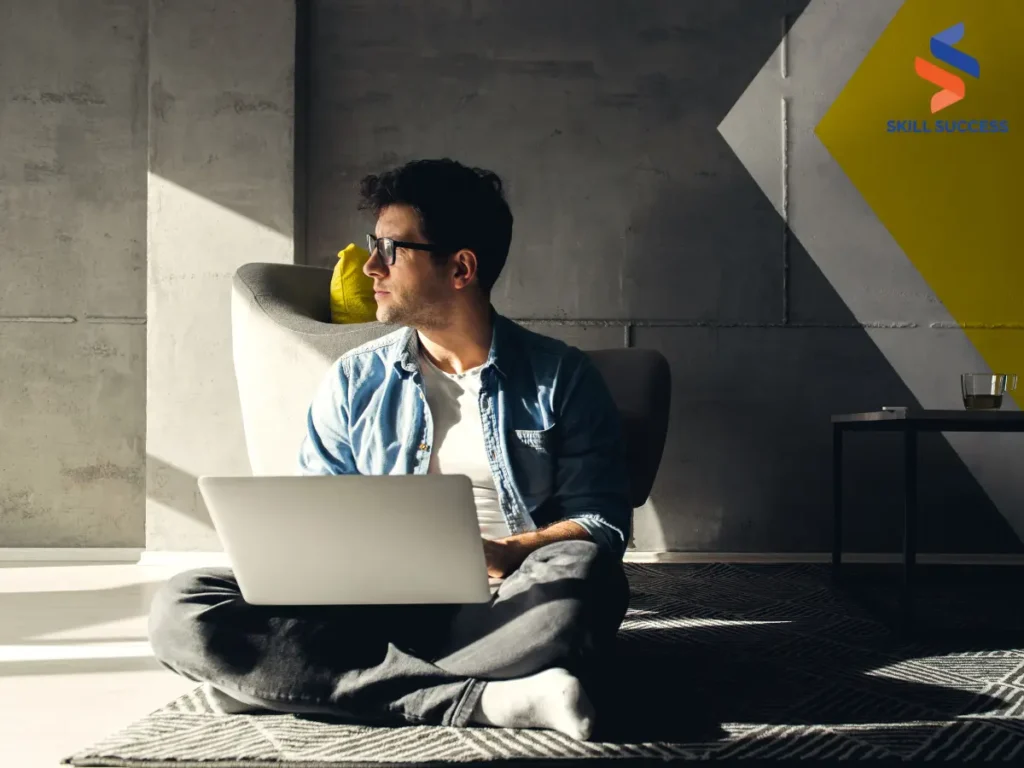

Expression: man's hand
xmin=481 ymin=537 xmax=522 ymax=579
xmin=481 ymin=521 xmax=592 ymax=579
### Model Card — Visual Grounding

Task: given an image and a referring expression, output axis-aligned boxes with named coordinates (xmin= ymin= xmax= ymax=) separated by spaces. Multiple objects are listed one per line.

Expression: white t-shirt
xmin=418 ymin=350 xmax=511 ymax=540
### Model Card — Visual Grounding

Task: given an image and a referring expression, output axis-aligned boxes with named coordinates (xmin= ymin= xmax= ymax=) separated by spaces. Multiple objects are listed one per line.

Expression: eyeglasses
xmin=366 ymin=234 xmax=448 ymax=266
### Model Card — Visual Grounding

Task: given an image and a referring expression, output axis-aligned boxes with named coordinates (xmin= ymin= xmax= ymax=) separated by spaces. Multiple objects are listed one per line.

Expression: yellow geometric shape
xmin=816 ymin=0 xmax=1024 ymax=407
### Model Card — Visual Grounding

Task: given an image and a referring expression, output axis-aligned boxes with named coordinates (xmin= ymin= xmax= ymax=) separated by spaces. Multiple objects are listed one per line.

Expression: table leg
xmin=902 ymin=428 xmax=918 ymax=625
xmin=832 ymin=424 xmax=843 ymax=583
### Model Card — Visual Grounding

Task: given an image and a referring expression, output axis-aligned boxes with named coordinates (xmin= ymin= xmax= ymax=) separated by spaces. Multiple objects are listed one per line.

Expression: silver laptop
xmin=197 ymin=474 xmax=492 ymax=605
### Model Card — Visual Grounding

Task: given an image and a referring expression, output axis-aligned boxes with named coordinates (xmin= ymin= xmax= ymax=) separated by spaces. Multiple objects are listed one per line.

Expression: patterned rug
xmin=64 ymin=564 xmax=1024 ymax=766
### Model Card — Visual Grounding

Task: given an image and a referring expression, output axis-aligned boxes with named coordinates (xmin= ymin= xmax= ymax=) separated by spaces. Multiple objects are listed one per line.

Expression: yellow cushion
xmin=329 ymin=243 xmax=377 ymax=324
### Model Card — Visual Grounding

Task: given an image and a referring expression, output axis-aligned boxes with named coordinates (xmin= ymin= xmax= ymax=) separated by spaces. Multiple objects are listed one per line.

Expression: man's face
xmin=363 ymin=204 xmax=453 ymax=328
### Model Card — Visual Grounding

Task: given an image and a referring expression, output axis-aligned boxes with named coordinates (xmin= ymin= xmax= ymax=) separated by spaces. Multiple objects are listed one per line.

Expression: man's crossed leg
xmin=148 ymin=540 xmax=629 ymax=740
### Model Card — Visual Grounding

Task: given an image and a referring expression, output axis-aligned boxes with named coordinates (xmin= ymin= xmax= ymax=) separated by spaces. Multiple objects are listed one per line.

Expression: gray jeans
xmin=148 ymin=539 xmax=629 ymax=727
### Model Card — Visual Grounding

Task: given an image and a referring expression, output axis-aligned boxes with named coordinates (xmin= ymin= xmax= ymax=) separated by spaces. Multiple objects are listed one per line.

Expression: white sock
xmin=203 ymin=682 xmax=268 ymax=715
xmin=470 ymin=668 xmax=596 ymax=740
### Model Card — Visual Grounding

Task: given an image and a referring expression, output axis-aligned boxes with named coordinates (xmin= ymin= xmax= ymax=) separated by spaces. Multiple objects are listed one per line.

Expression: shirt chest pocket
xmin=509 ymin=425 xmax=557 ymax=504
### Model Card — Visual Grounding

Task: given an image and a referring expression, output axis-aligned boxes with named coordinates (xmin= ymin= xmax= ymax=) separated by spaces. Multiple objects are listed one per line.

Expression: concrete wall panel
xmin=0 ymin=324 xmax=145 ymax=546
xmin=0 ymin=0 xmax=147 ymax=546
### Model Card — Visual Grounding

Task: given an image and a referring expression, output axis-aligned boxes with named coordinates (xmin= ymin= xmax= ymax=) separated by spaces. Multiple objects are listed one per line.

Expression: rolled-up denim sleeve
xmin=554 ymin=353 xmax=632 ymax=558
xmin=298 ymin=357 xmax=360 ymax=475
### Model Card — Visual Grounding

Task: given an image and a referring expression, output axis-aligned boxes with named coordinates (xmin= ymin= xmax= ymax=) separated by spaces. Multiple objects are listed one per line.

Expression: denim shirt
xmin=298 ymin=312 xmax=632 ymax=557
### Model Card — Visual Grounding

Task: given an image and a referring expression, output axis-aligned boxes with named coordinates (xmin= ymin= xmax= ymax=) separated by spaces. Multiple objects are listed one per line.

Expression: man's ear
xmin=451 ymin=248 xmax=478 ymax=290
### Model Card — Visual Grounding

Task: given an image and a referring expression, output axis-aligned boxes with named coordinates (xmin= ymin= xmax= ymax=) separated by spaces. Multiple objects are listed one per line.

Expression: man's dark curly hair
xmin=359 ymin=159 xmax=513 ymax=295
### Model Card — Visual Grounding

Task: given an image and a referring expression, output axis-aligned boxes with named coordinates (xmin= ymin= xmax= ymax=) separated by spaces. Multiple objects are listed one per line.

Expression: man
xmin=148 ymin=159 xmax=632 ymax=741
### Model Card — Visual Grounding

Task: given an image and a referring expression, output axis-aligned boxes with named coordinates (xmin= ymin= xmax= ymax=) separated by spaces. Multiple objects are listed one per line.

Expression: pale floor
xmin=0 ymin=562 xmax=197 ymax=768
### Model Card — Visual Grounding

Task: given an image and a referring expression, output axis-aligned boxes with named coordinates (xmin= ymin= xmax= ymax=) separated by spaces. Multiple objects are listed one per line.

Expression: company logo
xmin=886 ymin=21 xmax=1007 ymax=135
xmin=914 ymin=22 xmax=979 ymax=114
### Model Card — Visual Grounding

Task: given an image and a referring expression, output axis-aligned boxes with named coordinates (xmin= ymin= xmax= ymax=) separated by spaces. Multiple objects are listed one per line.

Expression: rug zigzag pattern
xmin=65 ymin=564 xmax=1024 ymax=765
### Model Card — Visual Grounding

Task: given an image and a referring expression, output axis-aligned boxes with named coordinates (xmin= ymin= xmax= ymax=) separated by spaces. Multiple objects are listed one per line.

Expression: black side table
xmin=832 ymin=409 xmax=1024 ymax=623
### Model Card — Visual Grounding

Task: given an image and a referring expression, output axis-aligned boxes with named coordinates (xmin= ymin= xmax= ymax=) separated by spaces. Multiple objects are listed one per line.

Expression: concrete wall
xmin=146 ymin=0 xmax=295 ymax=550
xmin=0 ymin=0 xmax=294 ymax=551
xmin=4 ymin=0 xmax=1021 ymax=555
xmin=307 ymin=0 xmax=1023 ymax=554
xmin=0 ymin=0 xmax=148 ymax=547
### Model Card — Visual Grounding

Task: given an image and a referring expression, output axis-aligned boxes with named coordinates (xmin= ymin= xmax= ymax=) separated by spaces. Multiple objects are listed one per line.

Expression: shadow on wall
xmin=634 ymin=245 xmax=1024 ymax=555
xmin=146 ymin=455 xmax=212 ymax=534
xmin=306 ymin=0 xmax=816 ymax=318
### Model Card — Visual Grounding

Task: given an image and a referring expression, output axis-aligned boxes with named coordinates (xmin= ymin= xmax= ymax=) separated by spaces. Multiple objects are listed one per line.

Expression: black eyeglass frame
xmin=367 ymin=234 xmax=450 ymax=266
